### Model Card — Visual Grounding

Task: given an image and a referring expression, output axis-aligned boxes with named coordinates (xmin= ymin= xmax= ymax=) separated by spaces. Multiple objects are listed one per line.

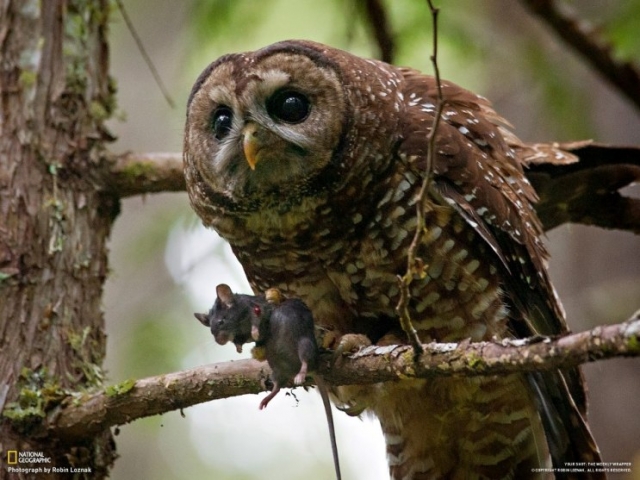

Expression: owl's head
xmin=184 ymin=40 xmax=402 ymax=217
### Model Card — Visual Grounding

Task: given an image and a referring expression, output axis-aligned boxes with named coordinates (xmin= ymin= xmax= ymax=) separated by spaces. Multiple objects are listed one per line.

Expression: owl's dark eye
xmin=212 ymin=107 xmax=233 ymax=140
xmin=267 ymin=90 xmax=310 ymax=124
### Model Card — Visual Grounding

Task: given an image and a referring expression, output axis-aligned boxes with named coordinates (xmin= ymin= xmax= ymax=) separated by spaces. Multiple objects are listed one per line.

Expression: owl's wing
xmin=398 ymin=70 xmax=563 ymax=335
xmin=398 ymin=69 xmax=602 ymax=471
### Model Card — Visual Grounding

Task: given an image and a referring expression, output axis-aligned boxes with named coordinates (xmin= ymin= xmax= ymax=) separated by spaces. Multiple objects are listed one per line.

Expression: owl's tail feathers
xmin=528 ymin=371 xmax=605 ymax=480
xmin=376 ymin=376 xmax=560 ymax=480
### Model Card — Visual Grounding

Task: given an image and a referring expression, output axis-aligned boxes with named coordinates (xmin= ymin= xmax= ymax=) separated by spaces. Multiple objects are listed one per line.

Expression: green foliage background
xmin=105 ymin=1 xmax=640 ymax=479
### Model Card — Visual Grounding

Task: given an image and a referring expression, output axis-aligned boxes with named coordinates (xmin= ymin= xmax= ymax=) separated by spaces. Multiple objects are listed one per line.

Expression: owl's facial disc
xmin=188 ymin=50 xmax=347 ymax=204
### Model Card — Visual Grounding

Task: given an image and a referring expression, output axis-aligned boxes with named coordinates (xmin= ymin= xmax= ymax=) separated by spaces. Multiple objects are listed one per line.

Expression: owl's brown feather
xmin=184 ymin=40 xmax=603 ymax=479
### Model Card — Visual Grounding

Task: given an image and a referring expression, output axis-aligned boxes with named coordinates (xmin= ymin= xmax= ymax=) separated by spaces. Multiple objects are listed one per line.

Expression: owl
xmin=184 ymin=40 xmax=602 ymax=479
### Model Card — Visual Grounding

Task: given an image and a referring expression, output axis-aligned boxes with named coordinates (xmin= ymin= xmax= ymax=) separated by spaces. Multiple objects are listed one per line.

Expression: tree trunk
xmin=0 ymin=1 xmax=116 ymax=478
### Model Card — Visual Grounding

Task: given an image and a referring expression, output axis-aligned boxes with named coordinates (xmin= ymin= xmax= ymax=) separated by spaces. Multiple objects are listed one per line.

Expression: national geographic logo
xmin=4 ymin=451 xmax=51 ymax=475
xmin=7 ymin=451 xmax=52 ymax=464
xmin=4 ymin=451 xmax=92 ymax=475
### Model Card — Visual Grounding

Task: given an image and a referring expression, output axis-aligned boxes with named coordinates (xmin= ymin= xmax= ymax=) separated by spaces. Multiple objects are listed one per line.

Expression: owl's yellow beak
xmin=242 ymin=123 xmax=260 ymax=170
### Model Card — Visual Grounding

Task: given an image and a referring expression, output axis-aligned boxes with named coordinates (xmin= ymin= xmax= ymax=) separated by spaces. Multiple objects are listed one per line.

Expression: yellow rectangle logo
xmin=7 ymin=450 xmax=18 ymax=464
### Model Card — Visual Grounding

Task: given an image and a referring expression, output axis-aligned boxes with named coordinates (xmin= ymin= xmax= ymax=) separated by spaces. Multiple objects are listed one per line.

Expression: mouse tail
xmin=316 ymin=376 xmax=342 ymax=480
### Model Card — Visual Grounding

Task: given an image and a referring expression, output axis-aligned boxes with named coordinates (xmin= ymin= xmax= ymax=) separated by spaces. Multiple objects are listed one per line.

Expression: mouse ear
xmin=194 ymin=312 xmax=210 ymax=327
xmin=216 ymin=283 xmax=234 ymax=307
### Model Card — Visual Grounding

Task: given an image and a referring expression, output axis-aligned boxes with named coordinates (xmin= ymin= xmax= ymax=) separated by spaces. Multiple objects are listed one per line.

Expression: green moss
xmin=66 ymin=326 xmax=105 ymax=389
xmin=104 ymin=379 xmax=136 ymax=397
xmin=68 ymin=326 xmax=91 ymax=352
xmin=58 ymin=0 xmax=117 ymax=124
xmin=1 ymin=368 xmax=66 ymax=432
xmin=0 ymin=271 xmax=15 ymax=282
xmin=122 ymin=160 xmax=156 ymax=180
xmin=18 ymin=69 xmax=37 ymax=88
xmin=466 ymin=352 xmax=484 ymax=370
xmin=628 ymin=334 xmax=640 ymax=353
xmin=89 ymin=100 xmax=109 ymax=121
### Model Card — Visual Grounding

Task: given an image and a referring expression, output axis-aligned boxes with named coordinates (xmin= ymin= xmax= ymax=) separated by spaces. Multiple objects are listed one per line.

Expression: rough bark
xmin=0 ymin=1 xmax=116 ymax=478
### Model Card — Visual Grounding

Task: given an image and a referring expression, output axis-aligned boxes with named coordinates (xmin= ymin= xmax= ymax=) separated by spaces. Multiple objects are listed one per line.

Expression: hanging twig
xmin=115 ymin=0 xmax=176 ymax=108
xmin=395 ymin=0 xmax=447 ymax=355
xmin=361 ymin=0 xmax=395 ymax=63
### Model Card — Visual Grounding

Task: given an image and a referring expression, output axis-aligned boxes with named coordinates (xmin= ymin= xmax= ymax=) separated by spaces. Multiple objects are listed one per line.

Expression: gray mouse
xmin=194 ymin=283 xmax=268 ymax=354
xmin=195 ymin=284 xmax=342 ymax=480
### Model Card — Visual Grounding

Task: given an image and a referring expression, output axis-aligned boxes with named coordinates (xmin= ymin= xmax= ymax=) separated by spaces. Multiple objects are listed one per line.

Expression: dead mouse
xmin=195 ymin=284 xmax=342 ymax=480
xmin=194 ymin=283 xmax=268 ymax=354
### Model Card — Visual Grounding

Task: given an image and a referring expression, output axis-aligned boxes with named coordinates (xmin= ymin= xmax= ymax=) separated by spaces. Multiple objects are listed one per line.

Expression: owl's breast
xmin=326 ymin=166 xmax=511 ymax=343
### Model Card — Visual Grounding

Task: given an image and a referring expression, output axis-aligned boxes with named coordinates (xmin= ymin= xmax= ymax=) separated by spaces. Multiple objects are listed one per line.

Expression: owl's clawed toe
xmin=337 ymin=402 xmax=367 ymax=417
xmin=331 ymin=333 xmax=372 ymax=367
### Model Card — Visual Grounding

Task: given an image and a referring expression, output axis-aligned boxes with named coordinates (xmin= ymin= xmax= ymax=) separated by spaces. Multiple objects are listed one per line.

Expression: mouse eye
xmin=267 ymin=90 xmax=310 ymax=124
xmin=211 ymin=106 xmax=233 ymax=140
xmin=253 ymin=306 xmax=261 ymax=316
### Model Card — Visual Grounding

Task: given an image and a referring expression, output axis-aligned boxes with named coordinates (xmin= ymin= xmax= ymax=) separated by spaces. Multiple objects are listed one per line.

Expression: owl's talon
xmin=337 ymin=333 xmax=372 ymax=354
xmin=337 ymin=403 xmax=367 ymax=417
xmin=332 ymin=333 xmax=371 ymax=367
xmin=251 ymin=345 xmax=267 ymax=361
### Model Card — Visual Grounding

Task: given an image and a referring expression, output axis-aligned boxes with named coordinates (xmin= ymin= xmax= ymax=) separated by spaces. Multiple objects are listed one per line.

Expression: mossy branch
xmin=46 ymin=314 xmax=640 ymax=441
xmin=105 ymin=152 xmax=185 ymax=197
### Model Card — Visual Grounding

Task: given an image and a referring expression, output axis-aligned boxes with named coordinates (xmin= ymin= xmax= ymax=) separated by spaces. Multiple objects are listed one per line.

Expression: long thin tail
xmin=316 ymin=376 xmax=342 ymax=480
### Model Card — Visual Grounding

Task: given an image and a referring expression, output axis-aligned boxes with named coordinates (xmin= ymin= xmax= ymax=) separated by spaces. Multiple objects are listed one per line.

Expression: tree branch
xmin=48 ymin=315 xmax=640 ymax=441
xmin=527 ymin=142 xmax=640 ymax=233
xmin=49 ymin=358 xmax=270 ymax=440
xmin=520 ymin=0 xmax=640 ymax=112
xmin=101 ymin=142 xmax=640 ymax=232
xmin=105 ymin=152 xmax=185 ymax=197
xmin=361 ymin=0 xmax=395 ymax=64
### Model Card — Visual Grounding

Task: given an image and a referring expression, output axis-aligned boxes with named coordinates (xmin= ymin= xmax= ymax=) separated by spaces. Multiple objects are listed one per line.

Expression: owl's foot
xmin=332 ymin=333 xmax=372 ymax=368
xmin=265 ymin=287 xmax=284 ymax=304
xmin=251 ymin=345 xmax=267 ymax=361
xmin=337 ymin=402 xmax=367 ymax=417
xmin=315 ymin=324 xmax=341 ymax=350
xmin=335 ymin=333 xmax=371 ymax=354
